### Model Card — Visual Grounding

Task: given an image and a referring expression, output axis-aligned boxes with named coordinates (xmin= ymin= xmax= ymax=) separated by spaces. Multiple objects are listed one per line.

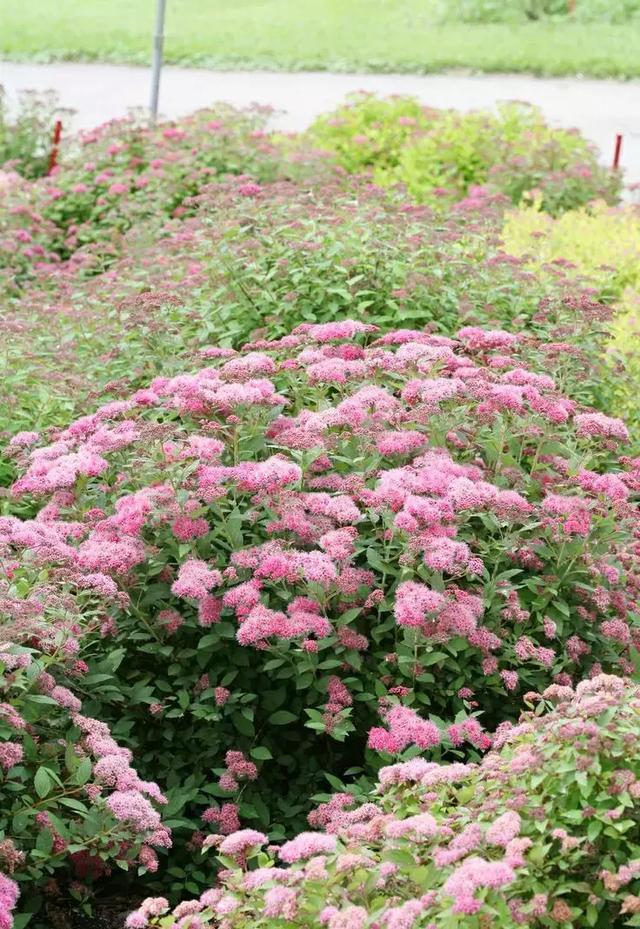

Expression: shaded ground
xmin=45 ymin=886 xmax=141 ymax=929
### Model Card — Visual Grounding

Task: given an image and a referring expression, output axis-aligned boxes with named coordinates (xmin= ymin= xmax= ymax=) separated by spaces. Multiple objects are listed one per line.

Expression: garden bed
xmin=0 ymin=93 xmax=639 ymax=929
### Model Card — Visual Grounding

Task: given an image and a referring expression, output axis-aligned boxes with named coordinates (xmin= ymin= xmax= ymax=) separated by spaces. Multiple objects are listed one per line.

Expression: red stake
xmin=48 ymin=120 xmax=63 ymax=174
xmin=613 ymin=133 xmax=623 ymax=170
xmin=567 ymin=0 xmax=576 ymax=12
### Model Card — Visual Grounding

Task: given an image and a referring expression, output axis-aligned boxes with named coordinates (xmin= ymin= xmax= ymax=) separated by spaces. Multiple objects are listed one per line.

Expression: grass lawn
xmin=1 ymin=0 xmax=640 ymax=78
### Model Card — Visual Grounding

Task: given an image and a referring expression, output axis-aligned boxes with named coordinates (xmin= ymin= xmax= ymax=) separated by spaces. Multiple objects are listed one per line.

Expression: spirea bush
xmin=502 ymin=201 xmax=640 ymax=435
xmin=1 ymin=107 xmax=626 ymax=463
xmin=0 ymin=103 xmax=310 ymax=289
xmin=135 ymin=674 xmax=640 ymax=929
xmin=0 ymin=574 xmax=169 ymax=926
xmin=502 ymin=201 xmax=640 ymax=300
xmin=3 ymin=176 xmax=617 ymax=457
xmin=308 ymin=95 xmax=621 ymax=215
xmin=5 ymin=321 xmax=639 ymax=899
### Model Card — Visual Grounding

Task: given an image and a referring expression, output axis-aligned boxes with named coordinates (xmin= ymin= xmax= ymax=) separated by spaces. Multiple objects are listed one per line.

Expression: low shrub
xmin=137 ymin=674 xmax=640 ymax=929
xmin=502 ymin=201 xmax=640 ymax=300
xmin=1 ymin=104 xmax=628 ymax=468
xmin=207 ymin=183 xmax=572 ymax=339
xmin=0 ymin=575 xmax=169 ymax=926
xmin=502 ymin=201 xmax=640 ymax=433
xmin=4 ymin=321 xmax=639 ymax=907
xmin=0 ymin=176 xmax=619 ymax=455
xmin=1 ymin=99 xmax=639 ymax=923
xmin=303 ymin=94 xmax=433 ymax=175
xmin=608 ymin=297 xmax=640 ymax=436
xmin=0 ymin=87 xmax=68 ymax=180
xmin=0 ymin=104 xmax=308 ymax=289
xmin=308 ymin=95 xmax=621 ymax=215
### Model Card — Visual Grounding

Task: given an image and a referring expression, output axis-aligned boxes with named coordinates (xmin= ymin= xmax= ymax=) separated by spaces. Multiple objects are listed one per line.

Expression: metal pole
xmin=150 ymin=0 xmax=167 ymax=125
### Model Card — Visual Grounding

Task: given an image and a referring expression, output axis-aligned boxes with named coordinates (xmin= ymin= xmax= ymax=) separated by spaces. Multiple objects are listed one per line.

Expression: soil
xmin=45 ymin=891 xmax=142 ymax=929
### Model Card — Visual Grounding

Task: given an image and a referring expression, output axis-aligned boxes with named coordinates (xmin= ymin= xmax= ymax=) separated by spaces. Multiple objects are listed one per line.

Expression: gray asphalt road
xmin=1 ymin=61 xmax=639 ymax=184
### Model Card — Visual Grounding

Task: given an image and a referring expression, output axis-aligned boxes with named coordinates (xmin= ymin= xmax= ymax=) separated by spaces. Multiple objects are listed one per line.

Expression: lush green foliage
xmin=502 ymin=201 xmax=640 ymax=296
xmin=308 ymin=95 xmax=620 ymax=214
xmin=0 ymin=108 xmax=327 ymax=464
xmin=140 ymin=674 xmax=640 ymax=929
xmin=0 ymin=178 xmax=620 ymax=466
xmin=5 ymin=318 xmax=639 ymax=912
xmin=0 ymin=102 xmax=639 ymax=927
xmin=0 ymin=583 xmax=170 ymax=928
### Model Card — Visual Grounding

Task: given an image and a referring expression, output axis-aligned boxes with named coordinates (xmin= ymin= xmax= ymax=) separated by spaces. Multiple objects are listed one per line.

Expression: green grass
xmin=1 ymin=0 xmax=640 ymax=77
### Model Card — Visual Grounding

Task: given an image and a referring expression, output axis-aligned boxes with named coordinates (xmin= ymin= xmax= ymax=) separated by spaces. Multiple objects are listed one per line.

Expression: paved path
xmin=1 ymin=61 xmax=639 ymax=184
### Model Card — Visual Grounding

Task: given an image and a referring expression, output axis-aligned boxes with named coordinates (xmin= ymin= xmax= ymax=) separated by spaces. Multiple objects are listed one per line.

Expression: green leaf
xmin=324 ymin=772 xmax=346 ymax=790
xmin=250 ymin=747 xmax=273 ymax=761
xmin=420 ymin=651 xmax=446 ymax=666
xmin=34 ymin=766 xmax=52 ymax=799
xmin=13 ymin=914 xmax=34 ymax=929
xmin=24 ymin=695 xmax=58 ymax=706
xmin=226 ymin=507 xmax=244 ymax=547
xmin=268 ymin=710 xmax=298 ymax=725
xmin=12 ymin=811 xmax=29 ymax=833
xmin=587 ymin=819 xmax=602 ymax=841
xmin=35 ymin=828 xmax=54 ymax=856
xmin=73 ymin=757 xmax=93 ymax=787
xmin=366 ymin=549 xmax=397 ymax=576
xmin=262 ymin=659 xmax=285 ymax=671
xmin=58 ymin=798 xmax=88 ymax=813
xmin=232 ymin=714 xmax=255 ymax=737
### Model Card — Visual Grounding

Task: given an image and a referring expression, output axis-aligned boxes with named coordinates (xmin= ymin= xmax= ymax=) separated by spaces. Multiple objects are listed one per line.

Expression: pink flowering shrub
xmin=4 ymin=321 xmax=639 ymax=901
xmin=0 ymin=103 xmax=312 ymax=291
xmin=1 ymin=168 xmax=620 ymax=456
xmin=308 ymin=94 xmax=621 ymax=215
xmin=1 ymin=102 xmax=629 ymax=478
xmin=0 ymin=572 xmax=169 ymax=921
xmin=138 ymin=674 xmax=640 ymax=929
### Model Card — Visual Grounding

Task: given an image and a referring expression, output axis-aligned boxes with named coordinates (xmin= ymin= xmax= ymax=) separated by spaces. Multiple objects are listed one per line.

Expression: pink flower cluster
xmin=368 ymin=706 xmax=441 ymax=754
xmin=218 ymin=751 xmax=258 ymax=793
xmin=172 ymin=559 xmax=223 ymax=600
xmin=218 ymin=828 xmax=268 ymax=863
xmin=0 ymin=743 xmax=23 ymax=772
xmin=69 ymin=713 xmax=170 ymax=857
xmin=0 ymin=874 xmax=19 ymax=929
